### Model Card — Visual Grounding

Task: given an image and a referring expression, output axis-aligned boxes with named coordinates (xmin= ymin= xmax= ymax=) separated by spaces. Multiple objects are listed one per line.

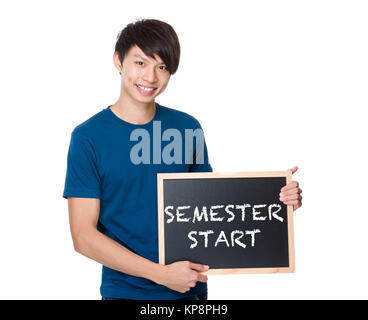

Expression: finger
xmin=284 ymin=199 xmax=300 ymax=206
xmin=198 ymin=274 xmax=208 ymax=283
xmin=189 ymin=262 xmax=209 ymax=272
xmin=280 ymin=194 xmax=302 ymax=201
xmin=280 ymin=190 xmax=302 ymax=199
xmin=281 ymin=181 xmax=299 ymax=192
xmin=288 ymin=166 xmax=298 ymax=174
xmin=280 ymin=187 xmax=302 ymax=197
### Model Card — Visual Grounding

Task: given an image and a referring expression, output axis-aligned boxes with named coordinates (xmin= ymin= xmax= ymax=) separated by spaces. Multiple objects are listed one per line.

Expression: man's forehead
xmin=128 ymin=46 xmax=164 ymax=64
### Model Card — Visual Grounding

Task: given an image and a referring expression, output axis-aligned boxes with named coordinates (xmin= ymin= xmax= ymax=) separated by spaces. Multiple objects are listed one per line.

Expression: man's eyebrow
xmin=133 ymin=54 xmax=165 ymax=65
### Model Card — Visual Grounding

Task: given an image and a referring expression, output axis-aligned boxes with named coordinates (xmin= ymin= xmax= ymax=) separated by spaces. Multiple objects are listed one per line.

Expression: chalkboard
xmin=157 ymin=171 xmax=295 ymax=274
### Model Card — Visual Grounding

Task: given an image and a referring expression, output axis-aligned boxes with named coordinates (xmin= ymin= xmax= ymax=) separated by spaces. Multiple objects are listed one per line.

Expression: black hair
xmin=115 ymin=19 xmax=181 ymax=75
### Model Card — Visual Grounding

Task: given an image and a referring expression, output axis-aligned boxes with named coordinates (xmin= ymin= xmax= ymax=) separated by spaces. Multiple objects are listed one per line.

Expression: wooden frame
xmin=157 ymin=171 xmax=295 ymax=274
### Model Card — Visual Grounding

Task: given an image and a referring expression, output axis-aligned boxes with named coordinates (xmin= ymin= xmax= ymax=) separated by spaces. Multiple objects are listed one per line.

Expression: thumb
xmin=189 ymin=262 xmax=210 ymax=272
xmin=289 ymin=166 xmax=298 ymax=174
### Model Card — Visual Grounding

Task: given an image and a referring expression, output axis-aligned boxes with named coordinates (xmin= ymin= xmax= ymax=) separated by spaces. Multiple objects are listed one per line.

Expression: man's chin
xmin=136 ymin=92 xmax=160 ymax=104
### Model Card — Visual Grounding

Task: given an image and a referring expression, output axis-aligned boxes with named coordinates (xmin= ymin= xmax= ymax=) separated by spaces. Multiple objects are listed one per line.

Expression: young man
xmin=63 ymin=19 xmax=302 ymax=300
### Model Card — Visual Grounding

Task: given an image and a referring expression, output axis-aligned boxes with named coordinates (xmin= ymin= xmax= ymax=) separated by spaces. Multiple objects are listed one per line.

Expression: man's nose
xmin=143 ymin=67 xmax=158 ymax=83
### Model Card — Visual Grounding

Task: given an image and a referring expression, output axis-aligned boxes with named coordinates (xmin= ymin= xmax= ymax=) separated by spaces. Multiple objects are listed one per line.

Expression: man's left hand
xmin=279 ymin=166 xmax=302 ymax=211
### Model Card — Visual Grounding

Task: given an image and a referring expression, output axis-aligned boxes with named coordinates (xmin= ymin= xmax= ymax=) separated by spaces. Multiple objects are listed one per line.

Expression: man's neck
xmin=111 ymin=93 xmax=156 ymax=125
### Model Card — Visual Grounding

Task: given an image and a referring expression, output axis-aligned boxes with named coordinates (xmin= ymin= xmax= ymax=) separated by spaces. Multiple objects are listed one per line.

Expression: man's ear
xmin=113 ymin=52 xmax=123 ymax=74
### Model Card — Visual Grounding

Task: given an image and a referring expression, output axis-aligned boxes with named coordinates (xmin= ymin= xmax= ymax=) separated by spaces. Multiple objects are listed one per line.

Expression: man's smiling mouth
xmin=136 ymin=84 xmax=157 ymax=92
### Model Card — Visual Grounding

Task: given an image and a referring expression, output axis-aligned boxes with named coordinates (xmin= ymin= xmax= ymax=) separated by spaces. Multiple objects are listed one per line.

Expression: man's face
xmin=117 ymin=45 xmax=171 ymax=104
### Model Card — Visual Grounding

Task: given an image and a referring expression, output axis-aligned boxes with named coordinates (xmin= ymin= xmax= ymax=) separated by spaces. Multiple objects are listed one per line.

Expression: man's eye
xmin=159 ymin=65 xmax=167 ymax=70
xmin=135 ymin=61 xmax=144 ymax=66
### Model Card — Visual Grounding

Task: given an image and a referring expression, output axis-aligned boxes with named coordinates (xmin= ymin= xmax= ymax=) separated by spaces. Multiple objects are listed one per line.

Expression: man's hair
xmin=115 ymin=19 xmax=181 ymax=75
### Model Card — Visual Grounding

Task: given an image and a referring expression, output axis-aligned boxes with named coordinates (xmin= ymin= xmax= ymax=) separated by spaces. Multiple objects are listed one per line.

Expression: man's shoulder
xmin=71 ymin=107 xmax=107 ymax=138
xmin=158 ymin=103 xmax=202 ymax=128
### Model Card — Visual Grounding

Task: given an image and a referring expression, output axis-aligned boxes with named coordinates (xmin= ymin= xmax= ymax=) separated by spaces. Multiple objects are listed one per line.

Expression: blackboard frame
xmin=157 ymin=171 xmax=295 ymax=274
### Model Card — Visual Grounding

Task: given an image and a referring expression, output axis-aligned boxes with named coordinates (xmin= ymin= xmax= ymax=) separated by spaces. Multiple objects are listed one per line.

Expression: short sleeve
xmin=62 ymin=132 xmax=101 ymax=199
xmin=189 ymin=121 xmax=213 ymax=173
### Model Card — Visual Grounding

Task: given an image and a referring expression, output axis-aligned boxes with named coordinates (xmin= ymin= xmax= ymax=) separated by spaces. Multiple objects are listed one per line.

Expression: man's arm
xmin=67 ymin=197 xmax=208 ymax=293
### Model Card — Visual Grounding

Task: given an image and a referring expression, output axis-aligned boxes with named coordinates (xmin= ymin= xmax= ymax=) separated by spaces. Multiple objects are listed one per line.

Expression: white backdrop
xmin=0 ymin=0 xmax=367 ymax=299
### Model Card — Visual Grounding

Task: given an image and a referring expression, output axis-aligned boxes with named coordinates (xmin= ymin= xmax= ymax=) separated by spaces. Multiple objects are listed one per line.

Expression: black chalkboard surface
xmin=157 ymin=171 xmax=295 ymax=274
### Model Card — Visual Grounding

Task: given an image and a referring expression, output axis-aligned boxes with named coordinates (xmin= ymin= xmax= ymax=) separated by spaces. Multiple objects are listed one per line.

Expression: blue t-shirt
xmin=63 ymin=102 xmax=212 ymax=299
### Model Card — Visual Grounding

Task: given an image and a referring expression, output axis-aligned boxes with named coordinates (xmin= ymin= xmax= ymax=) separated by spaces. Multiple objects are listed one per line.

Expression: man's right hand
xmin=156 ymin=261 xmax=209 ymax=293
